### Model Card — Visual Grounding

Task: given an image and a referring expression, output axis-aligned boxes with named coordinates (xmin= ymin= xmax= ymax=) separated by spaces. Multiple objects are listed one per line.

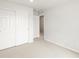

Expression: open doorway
xmin=40 ymin=16 xmax=44 ymax=39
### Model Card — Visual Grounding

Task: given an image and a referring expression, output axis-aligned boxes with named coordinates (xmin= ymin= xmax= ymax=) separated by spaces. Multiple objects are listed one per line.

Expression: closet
xmin=0 ymin=9 xmax=15 ymax=50
xmin=0 ymin=0 xmax=34 ymax=50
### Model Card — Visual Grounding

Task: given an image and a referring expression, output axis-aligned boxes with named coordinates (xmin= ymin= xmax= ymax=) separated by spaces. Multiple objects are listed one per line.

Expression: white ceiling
xmin=7 ymin=0 xmax=69 ymax=10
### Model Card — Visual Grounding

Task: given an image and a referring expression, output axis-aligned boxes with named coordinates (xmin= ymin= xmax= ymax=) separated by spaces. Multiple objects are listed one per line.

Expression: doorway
xmin=40 ymin=16 xmax=44 ymax=39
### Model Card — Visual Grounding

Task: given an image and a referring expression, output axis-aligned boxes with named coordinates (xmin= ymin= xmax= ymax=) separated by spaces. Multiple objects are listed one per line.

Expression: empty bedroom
xmin=0 ymin=0 xmax=79 ymax=58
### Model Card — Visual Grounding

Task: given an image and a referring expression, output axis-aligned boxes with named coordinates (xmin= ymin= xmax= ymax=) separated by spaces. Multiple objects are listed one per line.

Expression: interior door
xmin=0 ymin=9 xmax=15 ymax=50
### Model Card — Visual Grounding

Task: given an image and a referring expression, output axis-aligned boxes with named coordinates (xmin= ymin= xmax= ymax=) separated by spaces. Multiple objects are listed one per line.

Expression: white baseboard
xmin=45 ymin=39 xmax=79 ymax=54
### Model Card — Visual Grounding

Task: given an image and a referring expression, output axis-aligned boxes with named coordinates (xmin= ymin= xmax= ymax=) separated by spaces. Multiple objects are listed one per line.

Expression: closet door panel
xmin=16 ymin=11 xmax=28 ymax=46
xmin=0 ymin=9 xmax=15 ymax=50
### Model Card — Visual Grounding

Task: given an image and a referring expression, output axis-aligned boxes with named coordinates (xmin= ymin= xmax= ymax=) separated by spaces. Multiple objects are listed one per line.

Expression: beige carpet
xmin=0 ymin=36 xmax=79 ymax=58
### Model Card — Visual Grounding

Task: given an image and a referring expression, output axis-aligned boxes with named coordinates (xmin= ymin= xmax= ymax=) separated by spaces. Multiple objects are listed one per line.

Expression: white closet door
xmin=0 ymin=9 xmax=15 ymax=50
xmin=16 ymin=11 xmax=28 ymax=46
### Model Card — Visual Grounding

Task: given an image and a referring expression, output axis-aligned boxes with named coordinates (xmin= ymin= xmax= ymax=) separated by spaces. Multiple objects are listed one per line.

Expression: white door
xmin=15 ymin=12 xmax=29 ymax=46
xmin=0 ymin=9 xmax=15 ymax=50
